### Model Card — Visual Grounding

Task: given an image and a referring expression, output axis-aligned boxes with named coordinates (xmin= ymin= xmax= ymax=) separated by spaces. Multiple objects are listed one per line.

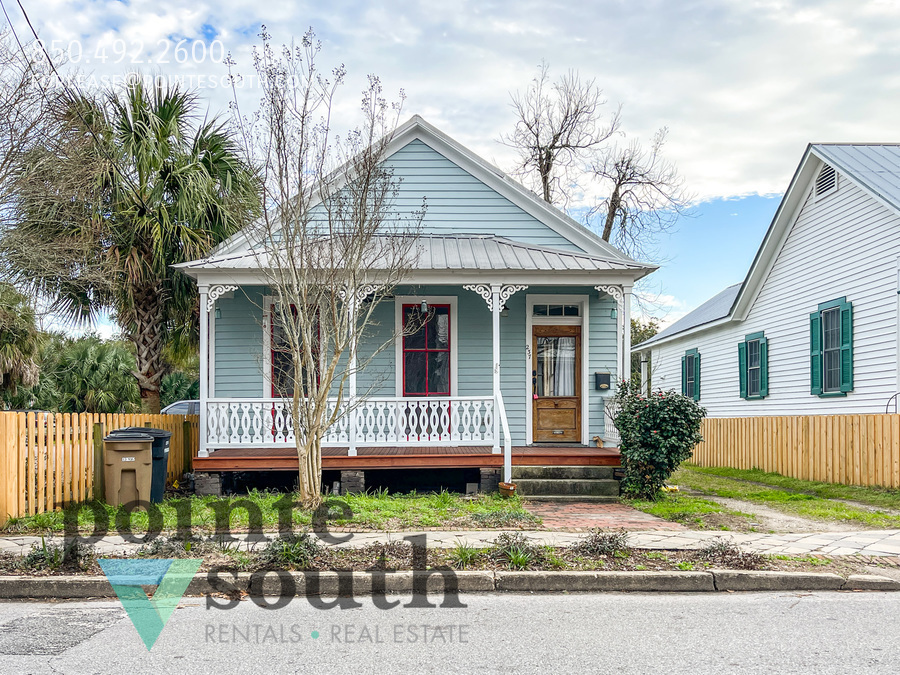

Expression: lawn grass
xmin=622 ymin=491 xmax=755 ymax=530
xmin=674 ymin=466 xmax=900 ymax=529
xmin=687 ymin=465 xmax=900 ymax=511
xmin=0 ymin=489 xmax=540 ymax=535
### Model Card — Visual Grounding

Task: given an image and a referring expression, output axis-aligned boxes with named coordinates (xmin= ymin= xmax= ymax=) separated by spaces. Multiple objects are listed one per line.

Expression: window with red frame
xmin=402 ymin=304 xmax=450 ymax=396
xmin=271 ymin=304 xmax=319 ymax=397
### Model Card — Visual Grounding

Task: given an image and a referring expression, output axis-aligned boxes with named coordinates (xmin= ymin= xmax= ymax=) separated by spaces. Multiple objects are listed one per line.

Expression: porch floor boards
xmin=192 ymin=446 xmax=621 ymax=471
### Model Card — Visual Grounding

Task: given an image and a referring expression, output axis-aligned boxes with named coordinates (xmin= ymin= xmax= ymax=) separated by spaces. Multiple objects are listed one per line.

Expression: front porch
xmin=195 ymin=280 xmax=631 ymax=484
xmin=193 ymin=444 xmax=621 ymax=472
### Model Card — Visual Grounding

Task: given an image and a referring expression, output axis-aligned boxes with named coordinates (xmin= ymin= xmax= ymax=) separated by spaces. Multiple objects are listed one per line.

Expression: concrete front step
xmin=514 ymin=478 xmax=620 ymax=497
xmin=512 ymin=465 xmax=619 ymax=480
xmin=520 ymin=495 xmax=621 ymax=503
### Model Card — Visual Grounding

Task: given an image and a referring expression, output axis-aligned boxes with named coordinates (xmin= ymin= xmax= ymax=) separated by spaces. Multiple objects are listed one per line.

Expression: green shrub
xmin=23 ymin=537 xmax=94 ymax=572
xmin=505 ymin=547 xmax=532 ymax=570
xmin=449 ymin=541 xmax=481 ymax=570
xmin=489 ymin=532 xmax=543 ymax=569
xmin=573 ymin=528 xmax=630 ymax=557
xmin=259 ymin=532 xmax=323 ymax=569
xmin=696 ymin=537 xmax=765 ymax=570
xmin=613 ymin=381 xmax=706 ymax=499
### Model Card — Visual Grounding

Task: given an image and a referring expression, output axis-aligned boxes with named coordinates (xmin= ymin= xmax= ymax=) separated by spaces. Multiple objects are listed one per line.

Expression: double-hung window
xmin=810 ymin=297 xmax=853 ymax=396
xmin=738 ymin=332 xmax=768 ymax=400
xmin=270 ymin=304 xmax=319 ymax=397
xmin=402 ymin=304 xmax=451 ymax=396
xmin=681 ymin=348 xmax=700 ymax=401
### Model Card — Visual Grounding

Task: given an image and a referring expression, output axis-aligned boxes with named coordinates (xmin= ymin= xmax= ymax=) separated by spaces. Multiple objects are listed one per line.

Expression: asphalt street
xmin=0 ymin=591 xmax=897 ymax=674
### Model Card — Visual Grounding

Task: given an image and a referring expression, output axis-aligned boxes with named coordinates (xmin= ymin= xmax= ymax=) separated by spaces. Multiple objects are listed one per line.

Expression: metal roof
xmin=176 ymin=234 xmax=652 ymax=274
xmin=812 ymin=144 xmax=900 ymax=213
xmin=636 ymin=283 xmax=742 ymax=348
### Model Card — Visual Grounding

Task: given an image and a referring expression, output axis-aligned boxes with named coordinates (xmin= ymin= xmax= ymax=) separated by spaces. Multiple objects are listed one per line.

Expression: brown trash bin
xmin=103 ymin=431 xmax=153 ymax=508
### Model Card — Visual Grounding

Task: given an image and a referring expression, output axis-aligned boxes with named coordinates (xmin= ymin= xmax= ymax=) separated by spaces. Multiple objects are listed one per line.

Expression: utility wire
xmin=1 ymin=0 xmax=153 ymax=215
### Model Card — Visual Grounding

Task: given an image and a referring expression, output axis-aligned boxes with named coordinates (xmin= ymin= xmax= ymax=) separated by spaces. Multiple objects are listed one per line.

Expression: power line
xmin=1 ymin=0 xmax=153 ymax=214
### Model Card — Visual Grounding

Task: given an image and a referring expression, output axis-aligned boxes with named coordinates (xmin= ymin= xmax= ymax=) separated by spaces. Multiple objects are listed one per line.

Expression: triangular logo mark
xmin=99 ymin=558 xmax=202 ymax=650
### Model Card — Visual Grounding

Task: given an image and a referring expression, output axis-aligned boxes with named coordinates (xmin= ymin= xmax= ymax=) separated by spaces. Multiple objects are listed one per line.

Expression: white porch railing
xmin=205 ymin=396 xmax=497 ymax=449
xmin=603 ymin=399 xmax=621 ymax=447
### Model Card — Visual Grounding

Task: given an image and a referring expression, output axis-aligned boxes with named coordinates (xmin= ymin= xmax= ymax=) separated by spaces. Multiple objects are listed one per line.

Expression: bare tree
xmin=500 ymin=62 xmax=619 ymax=205
xmin=501 ymin=65 xmax=691 ymax=260
xmin=589 ymin=128 xmax=692 ymax=260
xmin=0 ymin=26 xmax=47 ymax=208
xmin=240 ymin=29 xmax=423 ymax=507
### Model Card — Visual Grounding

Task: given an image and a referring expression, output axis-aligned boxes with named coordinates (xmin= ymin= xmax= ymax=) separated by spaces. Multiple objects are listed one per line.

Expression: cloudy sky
xmin=12 ymin=0 xmax=900 ymax=331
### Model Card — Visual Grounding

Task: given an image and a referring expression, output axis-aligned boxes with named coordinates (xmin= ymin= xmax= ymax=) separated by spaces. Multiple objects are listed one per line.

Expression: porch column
xmin=491 ymin=284 xmax=501 ymax=454
xmin=198 ymin=284 xmax=209 ymax=458
xmin=623 ymin=285 xmax=633 ymax=386
xmin=463 ymin=283 xmax=527 ymax=456
xmin=348 ymin=293 xmax=358 ymax=457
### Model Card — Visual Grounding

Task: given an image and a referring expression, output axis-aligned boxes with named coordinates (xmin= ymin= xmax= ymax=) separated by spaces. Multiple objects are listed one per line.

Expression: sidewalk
xmin=3 ymin=528 xmax=900 ymax=558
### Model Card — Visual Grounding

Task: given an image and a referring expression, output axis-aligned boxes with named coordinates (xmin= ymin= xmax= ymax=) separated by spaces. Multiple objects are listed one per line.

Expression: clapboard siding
xmin=382 ymin=140 xmax=585 ymax=251
xmin=651 ymin=175 xmax=900 ymax=416
xmin=214 ymin=287 xmax=266 ymax=397
xmin=213 ymin=283 xmax=618 ymax=445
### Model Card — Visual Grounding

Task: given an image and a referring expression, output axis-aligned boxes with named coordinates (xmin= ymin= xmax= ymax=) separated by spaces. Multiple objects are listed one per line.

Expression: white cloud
xmin=633 ymin=291 xmax=691 ymax=328
xmin=10 ymin=0 xmax=900 ymax=203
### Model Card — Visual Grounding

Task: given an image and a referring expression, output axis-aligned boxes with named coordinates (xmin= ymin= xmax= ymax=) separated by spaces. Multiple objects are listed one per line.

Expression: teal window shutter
xmin=693 ymin=352 xmax=701 ymax=401
xmin=681 ymin=355 xmax=687 ymax=395
xmin=738 ymin=341 xmax=748 ymax=399
xmin=839 ymin=300 xmax=853 ymax=392
xmin=759 ymin=336 xmax=769 ymax=398
xmin=809 ymin=310 xmax=822 ymax=395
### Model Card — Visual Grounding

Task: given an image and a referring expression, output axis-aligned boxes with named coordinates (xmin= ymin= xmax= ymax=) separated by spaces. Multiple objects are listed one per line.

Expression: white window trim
xmin=524 ymin=294 xmax=590 ymax=446
xmin=746 ymin=338 xmax=761 ymax=398
xmin=821 ymin=306 xmax=842 ymax=394
xmin=394 ymin=295 xmax=459 ymax=397
xmin=262 ymin=296 xmax=330 ymax=398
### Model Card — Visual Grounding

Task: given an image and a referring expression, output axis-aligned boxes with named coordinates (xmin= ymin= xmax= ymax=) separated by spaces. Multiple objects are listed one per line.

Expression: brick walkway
xmin=523 ymin=501 xmax=685 ymax=531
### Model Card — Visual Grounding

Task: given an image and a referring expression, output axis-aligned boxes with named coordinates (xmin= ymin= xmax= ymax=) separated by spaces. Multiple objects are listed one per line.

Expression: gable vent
xmin=815 ymin=164 xmax=837 ymax=197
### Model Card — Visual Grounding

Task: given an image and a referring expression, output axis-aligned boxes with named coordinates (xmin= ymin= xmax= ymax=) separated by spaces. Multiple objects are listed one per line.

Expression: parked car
xmin=161 ymin=400 xmax=199 ymax=415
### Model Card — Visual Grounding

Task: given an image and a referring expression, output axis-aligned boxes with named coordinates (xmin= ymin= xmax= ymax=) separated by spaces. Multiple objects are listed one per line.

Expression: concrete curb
xmin=0 ymin=570 xmax=898 ymax=599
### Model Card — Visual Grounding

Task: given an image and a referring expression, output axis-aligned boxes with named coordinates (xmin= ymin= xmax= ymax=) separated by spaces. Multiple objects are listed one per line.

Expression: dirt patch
xmin=696 ymin=475 xmax=900 ymax=517
xmin=683 ymin=490 xmax=859 ymax=533
xmin=686 ymin=512 xmax=758 ymax=533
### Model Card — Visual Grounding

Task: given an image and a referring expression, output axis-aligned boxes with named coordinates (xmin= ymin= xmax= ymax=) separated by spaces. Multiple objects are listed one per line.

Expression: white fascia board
xmin=730 ymin=149 xmax=819 ymax=321
xmin=183 ymin=267 xmax=646 ymax=289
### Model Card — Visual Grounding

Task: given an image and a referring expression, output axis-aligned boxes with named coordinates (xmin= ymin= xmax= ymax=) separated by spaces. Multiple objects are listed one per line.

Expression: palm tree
xmin=3 ymin=78 xmax=259 ymax=412
xmin=0 ymin=283 xmax=38 ymax=401
xmin=50 ymin=337 xmax=140 ymax=414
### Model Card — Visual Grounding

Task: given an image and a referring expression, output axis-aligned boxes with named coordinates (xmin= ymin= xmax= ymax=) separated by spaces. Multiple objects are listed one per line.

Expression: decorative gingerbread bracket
xmin=338 ymin=283 xmax=385 ymax=305
xmin=595 ymin=284 xmax=625 ymax=315
xmin=463 ymin=284 xmax=529 ymax=312
xmin=207 ymin=284 xmax=239 ymax=312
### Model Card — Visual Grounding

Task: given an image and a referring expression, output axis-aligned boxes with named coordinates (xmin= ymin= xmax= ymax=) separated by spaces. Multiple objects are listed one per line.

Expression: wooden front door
xmin=532 ymin=325 xmax=581 ymax=443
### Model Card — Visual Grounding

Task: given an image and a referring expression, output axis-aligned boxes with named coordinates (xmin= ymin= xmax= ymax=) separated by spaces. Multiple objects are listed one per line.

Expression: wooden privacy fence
xmin=693 ymin=414 xmax=900 ymax=489
xmin=0 ymin=412 xmax=200 ymax=523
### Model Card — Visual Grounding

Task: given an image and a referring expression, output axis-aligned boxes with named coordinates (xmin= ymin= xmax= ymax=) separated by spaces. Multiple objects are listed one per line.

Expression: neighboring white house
xmin=634 ymin=144 xmax=900 ymax=417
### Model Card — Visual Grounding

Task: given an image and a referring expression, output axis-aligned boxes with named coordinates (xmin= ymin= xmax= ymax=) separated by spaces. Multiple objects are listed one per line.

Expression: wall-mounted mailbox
xmin=595 ymin=372 xmax=611 ymax=391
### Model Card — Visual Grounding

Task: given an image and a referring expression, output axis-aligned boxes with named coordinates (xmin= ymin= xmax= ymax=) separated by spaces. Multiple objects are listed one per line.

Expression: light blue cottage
xmin=177 ymin=116 xmax=655 ymax=482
